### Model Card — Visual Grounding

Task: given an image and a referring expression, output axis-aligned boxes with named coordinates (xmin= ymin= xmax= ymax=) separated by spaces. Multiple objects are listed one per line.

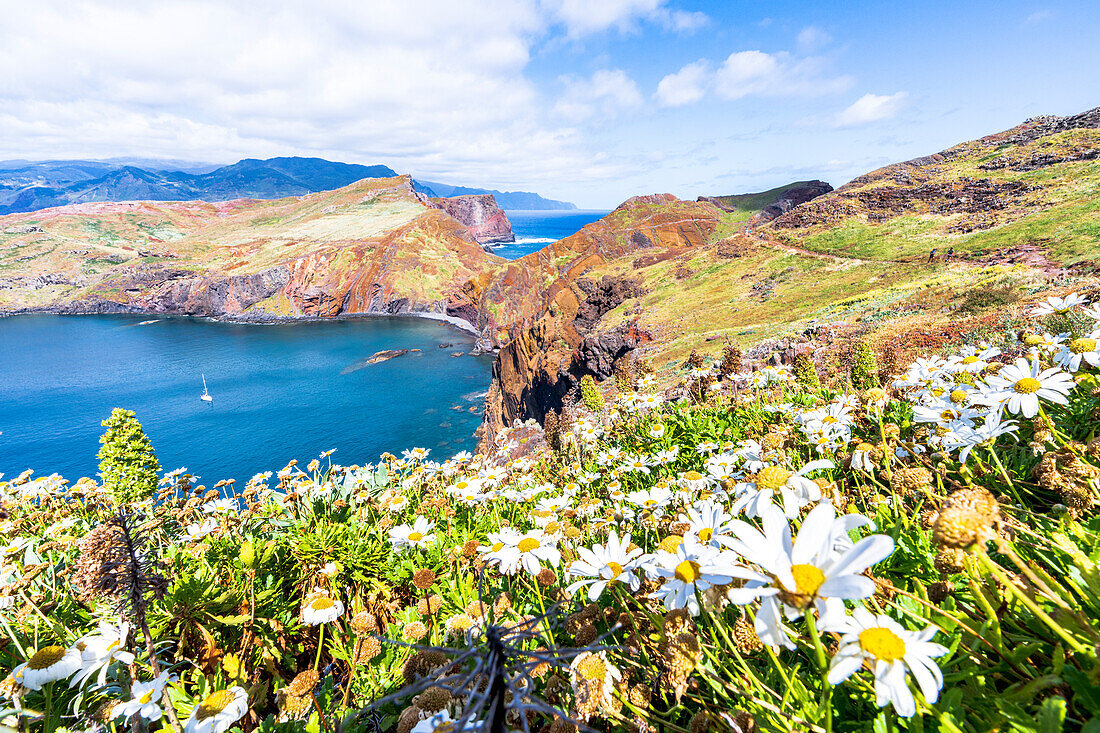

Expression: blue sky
xmin=0 ymin=1 xmax=1096 ymax=207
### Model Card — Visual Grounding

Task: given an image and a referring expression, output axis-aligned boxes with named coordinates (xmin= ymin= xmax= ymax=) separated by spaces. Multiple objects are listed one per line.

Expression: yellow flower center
xmin=756 ymin=466 xmax=792 ymax=492
xmin=674 ymin=560 xmax=701 ymax=584
xmin=309 ymin=596 xmax=335 ymax=611
xmin=195 ymin=690 xmax=236 ymax=720
xmin=644 ymin=499 xmax=657 ymax=507
xmin=684 ymin=471 xmax=704 ymax=481
xmin=950 ymin=389 xmax=969 ymax=405
xmin=931 ymin=387 xmax=944 ymax=397
xmin=1070 ymin=338 xmax=1097 ymax=354
xmin=659 ymin=535 xmax=684 ymax=553
xmin=27 ymin=646 xmax=66 ymax=670
xmin=822 ymin=415 xmax=838 ymax=424
xmin=1023 ymin=334 xmax=1044 ymax=346
xmin=858 ymin=627 xmax=907 ymax=662
xmin=961 ymin=356 xmax=978 ymax=364
xmin=518 ymin=538 xmax=540 ymax=553
xmin=139 ymin=689 xmax=155 ymax=705
xmin=1014 ymin=377 xmax=1041 ymax=394
xmin=575 ymin=653 xmax=608 ymax=681
xmin=790 ymin=564 xmax=826 ymax=597
xmin=491 ymin=542 xmax=504 ymax=552
xmin=607 ymin=561 xmax=624 ymax=576
xmin=697 ymin=528 xmax=713 ymax=542
xmin=940 ymin=409 xmax=959 ymax=421
xmin=408 ymin=532 xmax=424 ymax=542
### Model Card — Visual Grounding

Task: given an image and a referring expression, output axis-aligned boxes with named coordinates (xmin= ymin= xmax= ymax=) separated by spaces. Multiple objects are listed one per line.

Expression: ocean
xmin=0 ymin=314 xmax=492 ymax=484
xmin=491 ymin=210 xmax=610 ymax=259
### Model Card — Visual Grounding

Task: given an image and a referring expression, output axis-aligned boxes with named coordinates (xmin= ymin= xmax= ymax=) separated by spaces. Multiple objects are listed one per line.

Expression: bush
xmin=955 ymin=283 xmax=1019 ymax=315
xmin=849 ymin=341 xmax=880 ymax=390
xmin=97 ymin=408 xmax=160 ymax=504
xmin=792 ymin=353 xmax=821 ymax=392
xmin=579 ymin=375 xmax=605 ymax=413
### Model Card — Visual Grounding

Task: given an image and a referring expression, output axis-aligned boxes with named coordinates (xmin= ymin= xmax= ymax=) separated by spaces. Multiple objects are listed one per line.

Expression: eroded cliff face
xmin=474 ymin=194 xmax=721 ymax=438
xmin=0 ymin=176 xmax=501 ymax=325
xmin=430 ymin=194 xmax=515 ymax=246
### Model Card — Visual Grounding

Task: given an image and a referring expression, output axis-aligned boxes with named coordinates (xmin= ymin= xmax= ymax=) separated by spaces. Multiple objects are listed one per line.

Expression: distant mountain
xmin=0 ymin=157 xmax=575 ymax=214
xmin=0 ymin=157 xmax=399 ymax=215
xmin=416 ymin=180 xmax=576 ymax=210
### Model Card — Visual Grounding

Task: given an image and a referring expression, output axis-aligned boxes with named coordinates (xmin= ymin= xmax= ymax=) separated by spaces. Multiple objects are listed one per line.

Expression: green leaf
xmin=1039 ymin=697 xmax=1066 ymax=733
xmin=1065 ymin=667 xmax=1100 ymax=717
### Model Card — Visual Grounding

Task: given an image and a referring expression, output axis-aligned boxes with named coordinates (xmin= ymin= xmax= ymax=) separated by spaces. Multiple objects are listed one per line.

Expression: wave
xmin=513 ymin=236 xmax=557 ymax=244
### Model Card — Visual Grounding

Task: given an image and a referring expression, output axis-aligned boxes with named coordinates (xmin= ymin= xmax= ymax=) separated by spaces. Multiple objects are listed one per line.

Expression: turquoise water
xmin=492 ymin=210 xmax=609 ymax=259
xmin=0 ymin=315 xmax=492 ymax=484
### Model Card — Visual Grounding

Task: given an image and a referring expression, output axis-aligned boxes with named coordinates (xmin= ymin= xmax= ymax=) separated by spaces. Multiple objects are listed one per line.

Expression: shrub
xmin=97 ymin=408 xmax=160 ymax=504
xmin=792 ymin=353 xmax=821 ymax=391
xmin=579 ymin=375 xmax=605 ymax=413
xmin=849 ymin=341 xmax=880 ymax=390
xmin=955 ymin=283 xmax=1020 ymax=315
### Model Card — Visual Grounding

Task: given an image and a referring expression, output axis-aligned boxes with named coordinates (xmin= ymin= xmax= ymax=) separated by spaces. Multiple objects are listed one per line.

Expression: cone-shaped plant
xmin=97 ymin=408 xmax=160 ymax=504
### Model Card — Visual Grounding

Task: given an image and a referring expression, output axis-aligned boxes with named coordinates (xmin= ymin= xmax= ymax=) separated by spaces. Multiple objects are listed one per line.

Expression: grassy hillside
xmin=764 ymin=110 xmax=1100 ymax=267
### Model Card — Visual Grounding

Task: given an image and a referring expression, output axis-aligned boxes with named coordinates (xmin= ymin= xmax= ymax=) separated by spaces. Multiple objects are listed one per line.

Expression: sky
xmin=0 ymin=0 xmax=1097 ymax=208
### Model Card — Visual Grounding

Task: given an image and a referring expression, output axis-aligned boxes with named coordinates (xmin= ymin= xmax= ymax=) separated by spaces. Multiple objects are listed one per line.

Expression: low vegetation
xmin=4 ymin=294 xmax=1100 ymax=733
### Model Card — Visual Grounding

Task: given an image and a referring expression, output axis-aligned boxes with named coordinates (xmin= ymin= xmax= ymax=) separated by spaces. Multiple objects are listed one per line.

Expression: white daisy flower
xmin=71 ymin=620 xmax=136 ymax=688
xmin=12 ymin=645 xmax=82 ymax=690
xmin=184 ymin=518 xmax=218 ymax=541
xmin=300 ymin=593 xmax=345 ymax=625
xmin=411 ymin=709 xmax=484 ymax=733
xmin=733 ymin=460 xmax=833 ymax=519
xmin=111 ymin=671 xmax=173 ymax=723
xmin=565 ymin=531 xmax=644 ymax=601
xmin=827 ymin=608 xmax=948 ymax=717
xmin=1030 ymin=292 xmax=1088 ymax=316
xmin=644 ymin=536 xmax=750 ymax=616
xmin=183 ymin=686 xmax=249 ymax=733
xmin=1053 ymin=330 xmax=1100 ymax=372
xmin=388 ymin=516 xmax=437 ymax=550
xmin=983 ymin=357 xmax=1075 ymax=418
xmin=724 ymin=503 xmax=895 ymax=648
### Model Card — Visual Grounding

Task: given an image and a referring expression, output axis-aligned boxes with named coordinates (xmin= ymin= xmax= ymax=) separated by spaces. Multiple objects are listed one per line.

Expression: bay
xmin=492 ymin=210 xmax=610 ymax=260
xmin=0 ymin=314 xmax=492 ymax=484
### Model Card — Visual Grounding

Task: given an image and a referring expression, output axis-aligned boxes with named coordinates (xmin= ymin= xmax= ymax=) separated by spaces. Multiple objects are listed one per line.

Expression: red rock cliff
xmin=430 ymin=194 xmax=515 ymax=247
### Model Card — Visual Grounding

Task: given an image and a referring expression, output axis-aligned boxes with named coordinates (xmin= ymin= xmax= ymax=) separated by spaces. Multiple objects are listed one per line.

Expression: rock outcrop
xmin=430 ymin=195 xmax=515 ymax=247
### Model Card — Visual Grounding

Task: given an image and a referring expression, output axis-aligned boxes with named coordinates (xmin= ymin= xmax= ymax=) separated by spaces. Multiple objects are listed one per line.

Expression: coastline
xmin=0 ymin=304 xmax=486 ymax=340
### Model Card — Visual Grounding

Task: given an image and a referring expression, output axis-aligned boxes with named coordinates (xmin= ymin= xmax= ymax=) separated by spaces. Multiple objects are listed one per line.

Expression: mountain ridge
xmin=0 ymin=157 xmax=576 ymax=214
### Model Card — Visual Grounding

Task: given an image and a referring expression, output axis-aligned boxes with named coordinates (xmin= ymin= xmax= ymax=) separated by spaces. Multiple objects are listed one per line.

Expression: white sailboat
xmin=200 ymin=373 xmax=213 ymax=402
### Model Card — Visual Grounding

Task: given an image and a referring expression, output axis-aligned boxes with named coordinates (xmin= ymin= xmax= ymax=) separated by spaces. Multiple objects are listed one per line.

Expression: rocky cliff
xmin=0 ymin=176 xmax=500 ymax=324
xmin=430 ymin=194 xmax=515 ymax=247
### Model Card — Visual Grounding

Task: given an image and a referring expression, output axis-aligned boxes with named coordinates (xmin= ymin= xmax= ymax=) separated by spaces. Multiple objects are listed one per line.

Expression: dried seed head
xmin=537 ymin=567 xmax=557 ymax=587
xmin=356 ymin=636 xmax=382 ymax=664
xmin=891 ymin=467 xmax=933 ymax=496
xmin=350 ymin=611 xmax=378 ymax=635
xmin=934 ymin=547 xmax=966 ymax=575
xmin=927 ymin=580 xmax=954 ymax=604
xmin=931 ymin=488 xmax=999 ymax=548
xmin=287 ymin=669 xmax=319 ymax=698
xmin=415 ymin=686 xmax=452 ymax=713
xmin=403 ymin=621 xmax=428 ymax=642
xmin=733 ymin=615 xmax=763 ymax=654
xmin=412 ymin=568 xmax=436 ymax=590
xmin=661 ymin=633 xmax=701 ymax=702
xmin=575 ymin=623 xmax=598 ymax=647
xmin=417 ymin=595 xmax=443 ymax=615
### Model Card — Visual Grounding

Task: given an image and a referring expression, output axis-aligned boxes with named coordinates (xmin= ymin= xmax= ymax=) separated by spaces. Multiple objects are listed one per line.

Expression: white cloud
xmin=655 ymin=61 xmax=711 ymax=107
xmin=544 ymin=0 xmax=707 ymax=37
xmin=796 ymin=26 xmax=832 ymax=53
xmin=714 ymin=50 xmax=852 ymax=100
xmin=0 ymin=0 xmax=650 ymax=192
xmin=660 ymin=9 xmax=710 ymax=32
xmin=835 ymin=92 xmax=909 ymax=126
xmin=554 ymin=69 xmax=643 ymax=122
xmin=1026 ymin=9 xmax=1053 ymax=23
